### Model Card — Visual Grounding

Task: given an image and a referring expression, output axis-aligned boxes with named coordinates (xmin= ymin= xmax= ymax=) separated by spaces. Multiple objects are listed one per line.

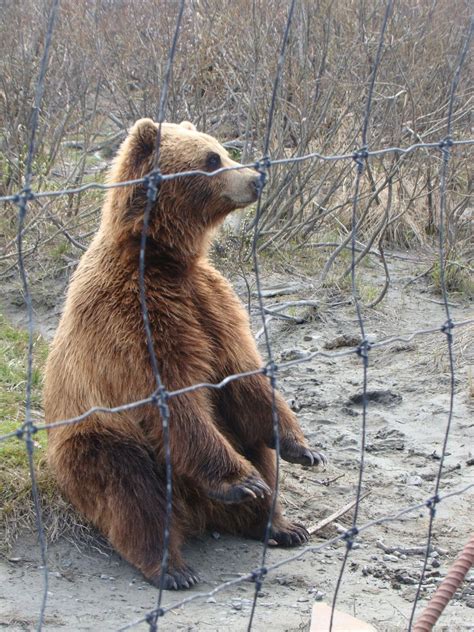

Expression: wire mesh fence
xmin=0 ymin=0 xmax=473 ymax=630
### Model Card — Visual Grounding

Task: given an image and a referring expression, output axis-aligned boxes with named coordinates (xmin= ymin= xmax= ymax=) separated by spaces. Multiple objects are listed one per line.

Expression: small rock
xmin=407 ymin=475 xmax=423 ymax=487
xmin=287 ymin=397 xmax=302 ymax=412
xmin=431 ymin=559 xmax=441 ymax=568
xmin=207 ymin=597 xmax=217 ymax=604
xmin=383 ymin=554 xmax=399 ymax=563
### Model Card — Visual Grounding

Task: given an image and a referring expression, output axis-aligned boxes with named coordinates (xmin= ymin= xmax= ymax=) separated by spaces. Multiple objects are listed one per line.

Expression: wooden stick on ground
xmin=307 ymin=491 xmax=372 ymax=536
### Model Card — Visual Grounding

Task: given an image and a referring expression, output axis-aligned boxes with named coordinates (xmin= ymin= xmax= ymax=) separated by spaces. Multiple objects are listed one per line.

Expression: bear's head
xmin=102 ymin=118 xmax=260 ymax=259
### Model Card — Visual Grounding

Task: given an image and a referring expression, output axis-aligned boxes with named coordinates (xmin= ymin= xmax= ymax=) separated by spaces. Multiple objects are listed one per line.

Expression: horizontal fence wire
xmin=0 ymin=317 xmax=472 ymax=443
xmin=1 ymin=138 xmax=473 ymax=205
xmin=0 ymin=1 xmax=473 ymax=631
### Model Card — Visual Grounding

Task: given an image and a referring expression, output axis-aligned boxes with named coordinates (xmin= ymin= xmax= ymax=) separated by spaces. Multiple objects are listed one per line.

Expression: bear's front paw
xmin=268 ymin=521 xmax=309 ymax=547
xmin=207 ymin=472 xmax=272 ymax=504
xmin=280 ymin=438 xmax=327 ymax=468
xmin=150 ymin=563 xmax=200 ymax=590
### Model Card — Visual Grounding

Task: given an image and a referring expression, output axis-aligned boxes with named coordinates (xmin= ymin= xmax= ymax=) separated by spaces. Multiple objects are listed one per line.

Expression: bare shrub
xmin=0 ymin=0 xmax=472 ymax=286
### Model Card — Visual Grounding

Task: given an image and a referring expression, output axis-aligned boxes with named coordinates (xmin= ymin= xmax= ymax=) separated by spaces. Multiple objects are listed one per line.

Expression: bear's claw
xmin=268 ymin=522 xmax=309 ymax=547
xmin=208 ymin=473 xmax=272 ymax=504
xmin=150 ymin=564 xmax=199 ymax=590
xmin=280 ymin=439 xmax=327 ymax=468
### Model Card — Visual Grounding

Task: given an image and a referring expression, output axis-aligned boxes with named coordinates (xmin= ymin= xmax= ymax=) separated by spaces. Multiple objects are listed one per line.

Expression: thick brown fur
xmin=44 ymin=119 xmax=326 ymax=590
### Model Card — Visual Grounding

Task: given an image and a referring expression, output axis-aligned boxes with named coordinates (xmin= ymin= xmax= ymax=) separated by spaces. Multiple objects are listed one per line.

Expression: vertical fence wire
xmin=407 ymin=16 xmax=474 ymax=630
xmin=328 ymin=2 xmax=394 ymax=629
xmin=13 ymin=1 xmax=60 ymax=630
xmin=247 ymin=0 xmax=297 ymax=628
xmin=137 ymin=2 xmax=187 ymax=628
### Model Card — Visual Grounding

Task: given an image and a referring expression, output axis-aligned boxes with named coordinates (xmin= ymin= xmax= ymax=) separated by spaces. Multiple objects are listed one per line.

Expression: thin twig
xmin=307 ymin=491 xmax=372 ymax=536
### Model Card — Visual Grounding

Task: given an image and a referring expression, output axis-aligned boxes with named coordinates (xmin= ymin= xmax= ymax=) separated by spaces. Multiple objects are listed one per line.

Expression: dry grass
xmin=428 ymin=324 xmax=474 ymax=400
xmin=1 ymin=460 xmax=95 ymax=552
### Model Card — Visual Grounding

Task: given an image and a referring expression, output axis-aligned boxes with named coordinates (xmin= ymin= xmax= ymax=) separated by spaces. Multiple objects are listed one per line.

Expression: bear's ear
xmin=179 ymin=120 xmax=196 ymax=131
xmin=129 ymin=118 xmax=158 ymax=156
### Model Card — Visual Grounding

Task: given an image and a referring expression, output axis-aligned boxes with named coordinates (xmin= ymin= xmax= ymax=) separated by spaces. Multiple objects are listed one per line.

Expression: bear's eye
xmin=206 ymin=152 xmax=222 ymax=171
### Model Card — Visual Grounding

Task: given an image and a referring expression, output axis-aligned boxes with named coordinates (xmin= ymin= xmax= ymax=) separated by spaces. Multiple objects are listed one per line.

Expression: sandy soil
xmin=1 ymin=256 xmax=473 ymax=631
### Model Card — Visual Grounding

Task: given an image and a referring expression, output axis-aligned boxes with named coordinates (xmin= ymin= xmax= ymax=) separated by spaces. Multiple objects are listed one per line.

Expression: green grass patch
xmin=0 ymin=314 xmax=51 ymax=546
xmin=0 ymin=314 xmax=48 ymax=468
xmin=0 ymin=315 xmax=48 ymax=470
xmin=0 ymin=314 xmax=94 ymax=547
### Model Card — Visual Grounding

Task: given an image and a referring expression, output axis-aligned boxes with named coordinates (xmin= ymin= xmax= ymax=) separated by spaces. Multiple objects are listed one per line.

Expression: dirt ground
xmin=1 ymin=255 xmax=473 ymax=631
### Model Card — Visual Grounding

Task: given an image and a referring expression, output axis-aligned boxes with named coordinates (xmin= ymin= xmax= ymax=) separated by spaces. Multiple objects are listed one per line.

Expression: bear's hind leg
xmin=49 ymin=426 xmax=198 ymax=589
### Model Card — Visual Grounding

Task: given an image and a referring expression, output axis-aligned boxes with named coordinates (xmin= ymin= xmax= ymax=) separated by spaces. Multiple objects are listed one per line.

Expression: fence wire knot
xmin=441 ymin=319 xmax=454 ymax=336
xmin=439 ymin=136 xmax=453 ymax=153
xmin=144 ymin=170 xmax=162 ymax=202
xmin=352 ymin=147 xmax=369 ymax=169
xmin=13 ymin=187 xmax=35 ymax=207
xmin=151 ymin=386 xmax=169 ymax=405
xmin=356 ymin=339 xmax=371 ymax=365
xmin=343 ymin=526 xmax=359 ymax=550
xmin=145 ymin=609 xmax=163 ymax=632
xmin=251 ymin=566 xmax=268 ymax=590
xmin=17 ymin=421 xmax=38 ymax=439
xmin=263 ymin=360 xmax=278 ymax=383
xmin=426 ymin=494 xmax=440 ymax=518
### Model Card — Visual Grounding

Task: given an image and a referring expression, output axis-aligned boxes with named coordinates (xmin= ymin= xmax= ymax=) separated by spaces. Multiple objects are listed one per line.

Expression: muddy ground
xmin=1 ymin=255 xmax=473 ymax=631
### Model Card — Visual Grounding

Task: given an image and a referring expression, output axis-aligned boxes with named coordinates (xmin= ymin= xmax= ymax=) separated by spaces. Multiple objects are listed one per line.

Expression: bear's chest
xmin=189 ymin=272 xmax=248 ymax=359
xmin=144 ymin=267 xmax=248 ymax=383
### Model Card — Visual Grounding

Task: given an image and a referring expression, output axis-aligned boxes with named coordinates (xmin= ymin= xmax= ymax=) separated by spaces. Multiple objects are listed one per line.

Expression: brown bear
xmin=44 ymin=119 xmax=326 ymax=590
